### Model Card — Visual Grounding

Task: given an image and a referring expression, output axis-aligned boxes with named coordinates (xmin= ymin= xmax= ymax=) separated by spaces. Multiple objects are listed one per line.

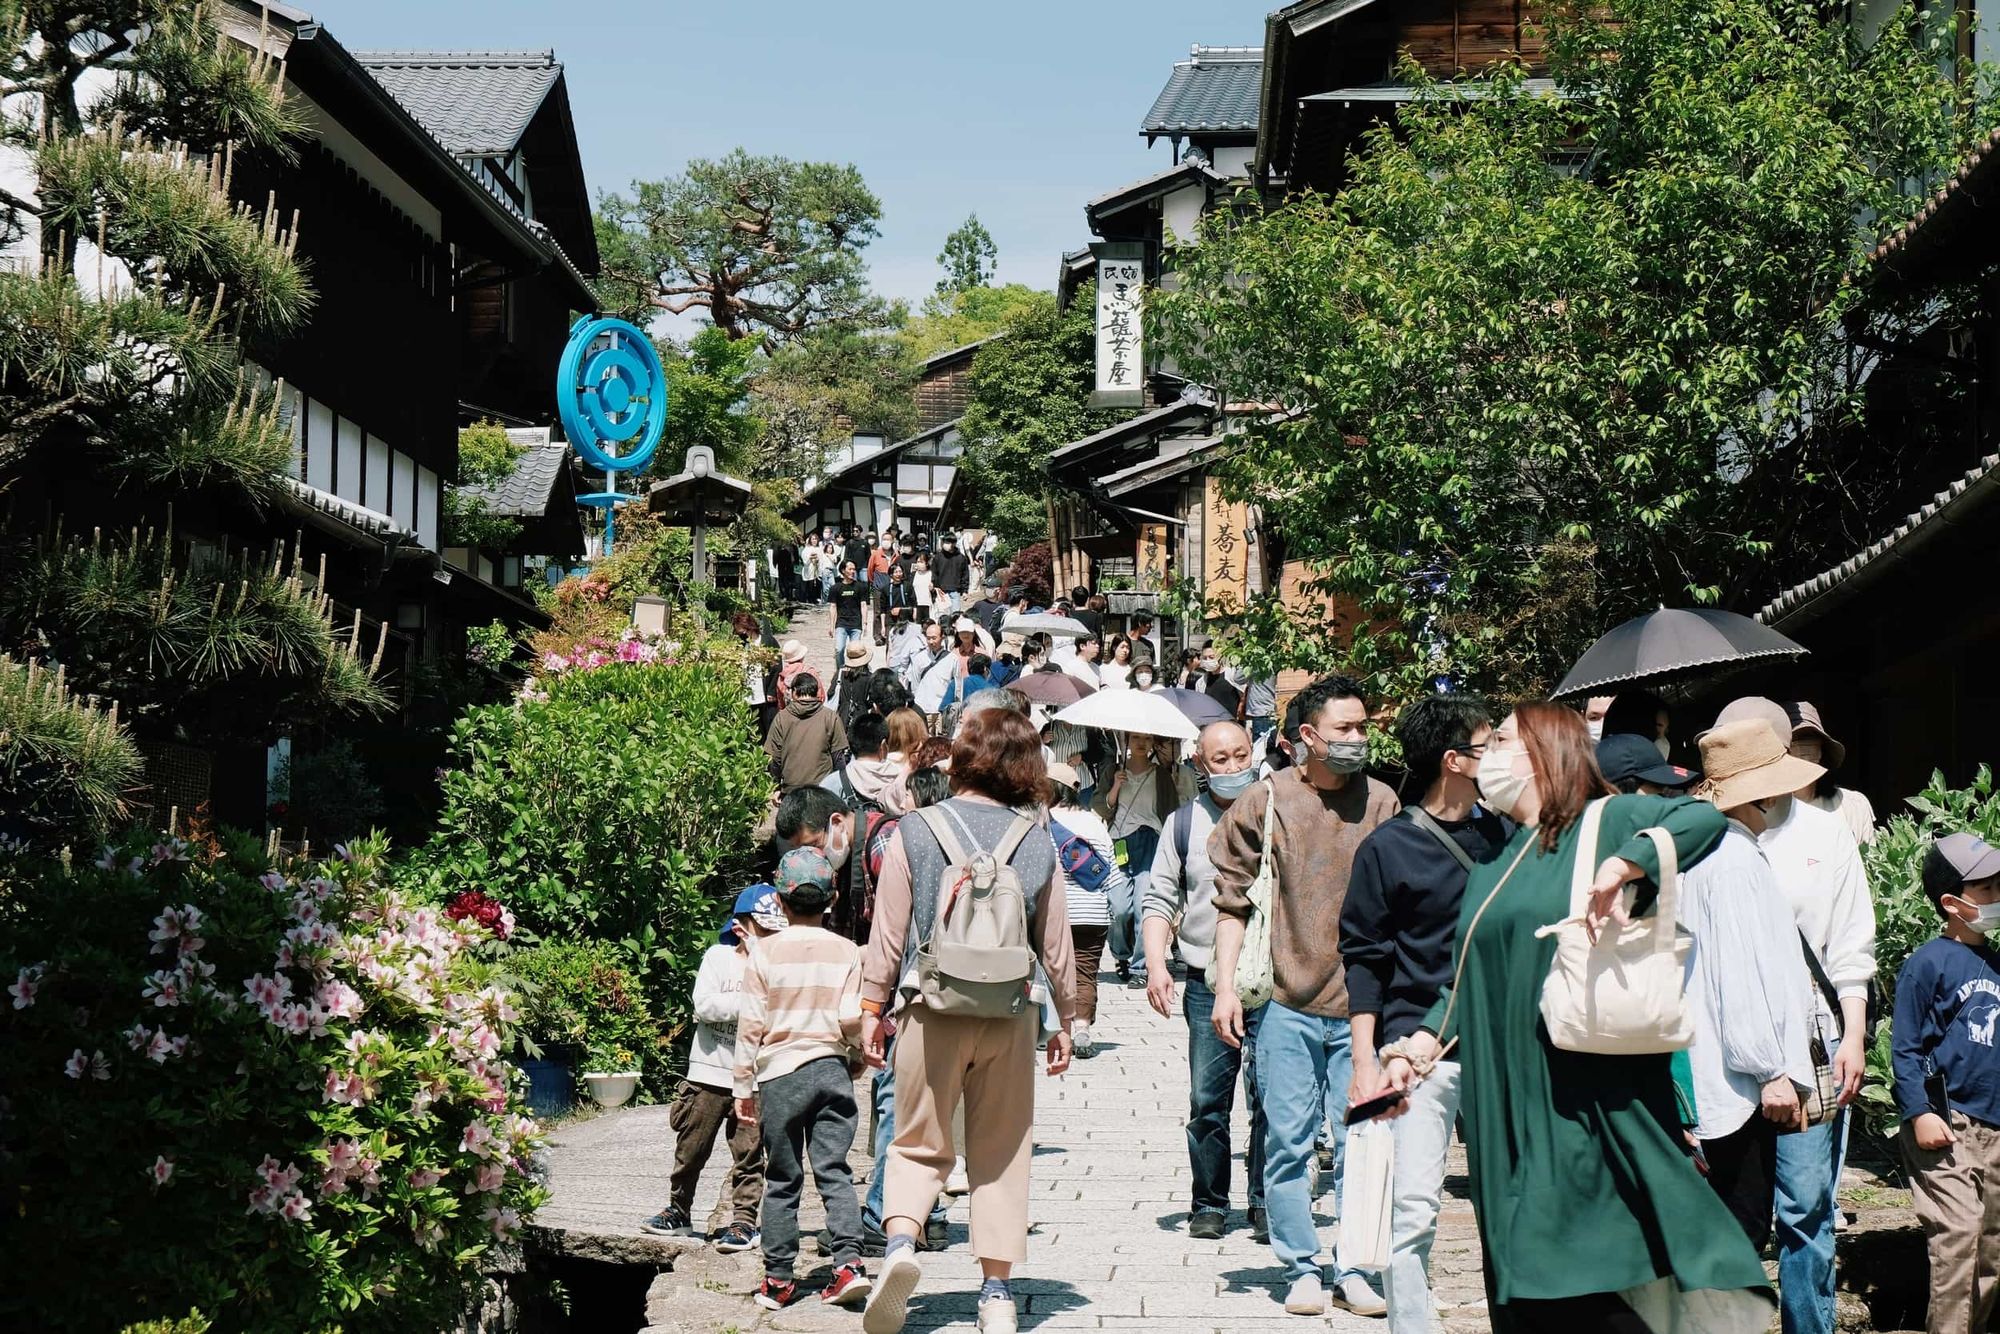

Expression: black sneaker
xmin=1125 ymin=973 xmax=1147 ymax=989
xmin=1249 ymin=1206 xmax=1269 ymax=1244
xmin=1188 ymin=1210 xmax=1226 ymax=1240
xmin=925 ymin=1216 xmax=949 ymax=1250
xmin=640 ymin=1206 xmax=695 ymax=1237
xmin=713 ymin=1223 xmax=759 ymax=1253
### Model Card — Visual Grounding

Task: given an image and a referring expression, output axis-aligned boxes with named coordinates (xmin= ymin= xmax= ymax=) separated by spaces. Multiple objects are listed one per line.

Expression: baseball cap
xmin=1924 ymin=833 xmax=2000 ymax=902
xmin=719 ymin=883 xmax=786 ymax=944
xmin=1047 ymin=760 xmax=1081 ymax=791
xmin=775 ymin=846 xmax=836 ymax=911
xmin=1597 ymin=733 xmax=1699 ymax=791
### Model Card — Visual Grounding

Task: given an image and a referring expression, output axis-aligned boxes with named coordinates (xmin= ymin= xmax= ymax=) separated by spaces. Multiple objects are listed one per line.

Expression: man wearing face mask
xmin=1192 ymin=644 xmax=1242 ymax=718
xmin=1141 ymin=722 xmax=1270 ymax=1245
xmin=1700 ymin=697 xmax=1874 ymax=1334
xmin=1130 ymin=661 xmax=1159 ymax=693
xmin=1584 ymin=695 xmax=1615 ymax=743
xmin=1210 ymin=676 xmax=1398 ymax=1317
xmin=1341 ymin=695 xmax=1511 ymax=1332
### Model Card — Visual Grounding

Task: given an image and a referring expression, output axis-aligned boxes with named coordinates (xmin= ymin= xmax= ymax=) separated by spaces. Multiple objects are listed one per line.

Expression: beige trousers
xmin=883 ymin=1004 xmax=1036 ymax=1263
xmin=1901 ymin=1111 xmax=2000 ymax=1334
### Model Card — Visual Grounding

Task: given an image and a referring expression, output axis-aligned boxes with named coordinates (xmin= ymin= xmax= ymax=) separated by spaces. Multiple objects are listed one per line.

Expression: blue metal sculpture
xmin=556 ymin=315 xmax=668 ymax=550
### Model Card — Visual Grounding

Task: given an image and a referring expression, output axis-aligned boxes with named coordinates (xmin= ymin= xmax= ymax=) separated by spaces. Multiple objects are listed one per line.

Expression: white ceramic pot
xmin=582 ymin=1071 xmax=640 ymax=1109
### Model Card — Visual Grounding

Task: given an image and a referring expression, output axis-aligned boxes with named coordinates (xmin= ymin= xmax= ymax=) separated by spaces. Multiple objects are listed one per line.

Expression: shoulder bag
xmin=1797 ymin=930 xmax=1845 ymax=1127
xmin=1204 ymin=779 xmax=1278 ymax=1010
xmin=1532 ymin=798 xmax=1695 ymax=1055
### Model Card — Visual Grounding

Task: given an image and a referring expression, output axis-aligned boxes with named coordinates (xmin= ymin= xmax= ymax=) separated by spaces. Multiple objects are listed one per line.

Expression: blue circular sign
xmin=556 ymin=316 xmax=667 ymax=473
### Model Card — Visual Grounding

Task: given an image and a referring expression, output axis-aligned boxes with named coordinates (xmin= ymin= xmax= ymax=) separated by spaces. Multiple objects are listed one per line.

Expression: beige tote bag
xmin=1533 ymin=799 xmax=1694 ymax=1055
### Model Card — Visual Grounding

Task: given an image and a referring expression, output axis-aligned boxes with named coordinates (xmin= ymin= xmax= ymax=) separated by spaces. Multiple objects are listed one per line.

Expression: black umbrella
xmin=1552 ymin=608 xmax=1807 ymax=701
xmin=1157 ymin=686 xmax=1234 ymax=728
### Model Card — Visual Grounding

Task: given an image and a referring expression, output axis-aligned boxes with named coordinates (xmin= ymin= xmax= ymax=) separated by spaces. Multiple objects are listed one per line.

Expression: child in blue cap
xmin=640 ymin=884 xmax=786 ymax=1248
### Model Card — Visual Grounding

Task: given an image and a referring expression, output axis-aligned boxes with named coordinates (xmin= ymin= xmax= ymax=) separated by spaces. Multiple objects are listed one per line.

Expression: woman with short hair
xmin=860 ymin=709 xmax=1075 ymax=1334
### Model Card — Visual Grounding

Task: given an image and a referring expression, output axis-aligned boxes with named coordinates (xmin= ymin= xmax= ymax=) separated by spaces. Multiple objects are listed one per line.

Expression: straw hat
xmin=780 ymin=639 xmax=806 ymax=664
xmin=843 ymin=641 xmax=873 ymax=667
xmin=1696 ymin=719 xmax=1825 ymax=812
xmin=1696 ymin=695 xmax=1791 ymax=747
xmin=1785 ymin=701 xmax=1847 ymax=770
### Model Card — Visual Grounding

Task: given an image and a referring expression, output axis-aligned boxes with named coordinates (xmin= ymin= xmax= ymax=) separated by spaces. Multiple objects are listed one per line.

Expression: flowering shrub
xmin=512 ymin=940 xmax=662 ymax=1078
xmin=407 ymin=652 xmax=770 ymax=1050
xmin=0 ymin=830 xmax=546 ymax=1333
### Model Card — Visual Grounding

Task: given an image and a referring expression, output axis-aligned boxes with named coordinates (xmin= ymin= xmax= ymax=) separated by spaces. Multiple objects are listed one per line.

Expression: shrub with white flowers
xmin=0 ymin=828 xmax=545 ymax=1332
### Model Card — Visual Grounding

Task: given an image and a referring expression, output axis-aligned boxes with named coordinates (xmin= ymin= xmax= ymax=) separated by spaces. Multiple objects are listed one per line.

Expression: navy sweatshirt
xmin=1892 ymin=935 xmax=2000 ymax=1128
xmin=1339 ymin=805 xmax=1514 ymax=1047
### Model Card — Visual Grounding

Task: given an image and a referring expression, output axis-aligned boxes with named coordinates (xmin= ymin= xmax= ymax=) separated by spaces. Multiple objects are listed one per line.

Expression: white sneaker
xmin=976 ymin=1294 xmax=1019 ymax=1333
xmin=1072 ymin=1022 xmax=1096 ymax=1058
xmin=862 ymin=1247 xmax=922 ymax=1334
xmin=1331 ymin=1274 xmax=1386 ymax=1317
xmin=1284 ymin=1272 xmax=1326 ymax=1315
xmin=944 ymin=1155 xmax=970 ymax=1196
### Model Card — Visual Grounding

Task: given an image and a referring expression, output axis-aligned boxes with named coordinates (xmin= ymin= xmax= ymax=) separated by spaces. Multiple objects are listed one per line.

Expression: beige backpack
xmin=911 ymin=806 xmax=1036 ymax=1018
xmin=1533 ymin=798 xmax=1693 ymax=1055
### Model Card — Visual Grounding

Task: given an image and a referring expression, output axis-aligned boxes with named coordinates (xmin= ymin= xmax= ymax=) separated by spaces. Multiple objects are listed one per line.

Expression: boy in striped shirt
xmin=735 ymin=847 xmax=871 ymax=1310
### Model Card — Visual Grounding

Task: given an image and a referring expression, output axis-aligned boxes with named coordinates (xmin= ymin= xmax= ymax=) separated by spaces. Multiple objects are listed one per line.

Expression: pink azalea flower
xmin=459 ymin=1120 xmax=496 ymax=1158
xmin=315 ymin=980 xmax=363 ymax=1020
xmin=63 ymin=1049 xmax=88 ymax=1079
xmin=124 ymin=1022 xmax=151 ymax=1051
xmin=278 ymin=1189 xmax=312 ymax=1223
xmin=149 ymin=1155 xmax=174 ymax=1187
xmin=259 ymin=871 xmax=288 ymax=893
xmin=409 ymin=1167 xmax=446 ymax=1190
xmin=9 ymin=964 xmax=42 ymax=1010
xmin=145 ymin=1029 xmax=174 ymax=1064
xmin=94 ymin=847 xmax=121 ymax=871
xmin=482 ymin=1202 xmax=522 ymax=1239
xmin=90 ymin=1051 xmax=111 ymax=1080
xmin=141 ymin=970 xmax=182 ymax=1008
xmin=465 ymin=1161 xmax=508 ymax=1195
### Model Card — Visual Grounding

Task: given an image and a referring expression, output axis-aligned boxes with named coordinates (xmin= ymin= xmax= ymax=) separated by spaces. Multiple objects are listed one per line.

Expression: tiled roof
xmin=458 ymin=434 xmax=572 ymax=518
xmin=352 ymin=51 xmax=561 ymax=157
xmin=277 ymin=476 xmax=413 ymax=542
xmin=1868 ymin=123 xmax=2000 ymax=267
xmin=1143 ymin=45 xmax=1263 ymax=137
xmin=1758 ymin=451 xmax=2000 ymax=629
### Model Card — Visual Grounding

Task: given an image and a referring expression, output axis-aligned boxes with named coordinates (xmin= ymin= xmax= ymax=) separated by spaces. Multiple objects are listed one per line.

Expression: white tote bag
xmin=1336 ymin=1119 xmax=1394 ymax=1273
xmin=1205 ymin=779 xmax=1277 ymax=1010
xmin=1534 ymin=799 xmax=1694 ymax=1055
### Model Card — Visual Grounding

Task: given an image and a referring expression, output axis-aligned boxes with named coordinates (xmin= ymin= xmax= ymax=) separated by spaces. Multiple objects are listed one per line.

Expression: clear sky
xmin=317 ymin=1 xmax=1267 ymax=309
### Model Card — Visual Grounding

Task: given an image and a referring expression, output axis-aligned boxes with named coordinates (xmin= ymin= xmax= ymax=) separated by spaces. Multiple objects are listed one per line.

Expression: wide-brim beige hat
xmin=1697 ymin=719 xmax=1825 ymax=811
xmin=843 ymin=642 xmax=873 ymax=667
xmin=780 ymin=639 xmax=806 ymax=664
xmin=1786 ymin=700 xmax=1847 ymax=770
xmin=1696 ymin=695 xmax=1791 ymax=747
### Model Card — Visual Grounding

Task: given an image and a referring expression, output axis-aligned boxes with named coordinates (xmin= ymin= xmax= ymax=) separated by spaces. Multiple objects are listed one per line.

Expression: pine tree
xmin=0 ymin=2 xmax=387 ymax=824
xmin=935 ymin=214 xmax=997 ymax=294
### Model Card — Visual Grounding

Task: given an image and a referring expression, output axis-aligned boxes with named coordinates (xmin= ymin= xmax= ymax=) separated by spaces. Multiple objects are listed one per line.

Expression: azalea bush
xmin=0 ymin=830 xmax=545 ymax=1333
xmin=1855 ymin=767 xmax=2000 ymax=1139
xmin=408 ymin=652 xmax=769 ymax=1047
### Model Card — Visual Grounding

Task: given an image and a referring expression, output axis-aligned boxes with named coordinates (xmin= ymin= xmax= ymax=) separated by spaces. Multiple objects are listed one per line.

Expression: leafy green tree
xmin=662 ymin=326 xmax=761 ymax=474
xmin=936 ymin=213 xmax=997 ymax=294
xmin=594 ymin=150 xmax=886 ymax=341
xmin=958 ymin=285 xmax=1118 ymax=548
xmin=1153 ymin=0 xmax=1995 ymax=701
xmin=441 ymin=421 xmax=526 ymax=550
xmin=0 ymin=2 xmax=385 ymax=779
xmin=897 ymin=282 xmax=1046 ymax=361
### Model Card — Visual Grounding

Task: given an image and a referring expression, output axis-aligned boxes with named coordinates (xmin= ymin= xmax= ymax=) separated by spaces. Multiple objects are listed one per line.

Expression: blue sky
xmin=321 ymin=1 xmax=1267 ymax=309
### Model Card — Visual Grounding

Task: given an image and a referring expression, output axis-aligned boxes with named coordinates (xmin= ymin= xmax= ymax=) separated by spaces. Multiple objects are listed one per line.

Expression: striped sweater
xmin=732 ymin=924 xmax=864 ymax=1098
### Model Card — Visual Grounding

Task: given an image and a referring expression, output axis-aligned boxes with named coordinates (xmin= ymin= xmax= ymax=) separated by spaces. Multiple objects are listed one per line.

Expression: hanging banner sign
xmin=1135 ymin=522 xmax=1169 ymax=590
xmin=1204 ymin=477 xmax=1250 ymax=615
xmin=1089 ymin=241 xmax=1146 ymax=409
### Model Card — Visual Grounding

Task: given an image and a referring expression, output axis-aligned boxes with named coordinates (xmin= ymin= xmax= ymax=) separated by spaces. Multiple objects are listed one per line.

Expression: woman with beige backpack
xmin=1376 ymin=702 xmax=1775 ymax=1334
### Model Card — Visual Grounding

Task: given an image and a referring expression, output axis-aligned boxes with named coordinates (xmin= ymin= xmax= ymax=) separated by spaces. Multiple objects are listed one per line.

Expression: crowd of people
xmin=676 ymin=537 xmax=2000 ymax=1334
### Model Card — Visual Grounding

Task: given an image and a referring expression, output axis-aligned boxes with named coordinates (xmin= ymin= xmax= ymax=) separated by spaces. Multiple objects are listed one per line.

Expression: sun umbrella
xmin=1053 ymin=689 xmax=1200 ymax=742
xmin=1155 ymin=686 xmax=1234 ymax=728
xmin=1002 ymin=612 xmax=1091 ymax=640
xmin=1551 ymin=608 xmax=1809 ymax=701
xmin=1009 ymin=671 xmax=1094 ymax=707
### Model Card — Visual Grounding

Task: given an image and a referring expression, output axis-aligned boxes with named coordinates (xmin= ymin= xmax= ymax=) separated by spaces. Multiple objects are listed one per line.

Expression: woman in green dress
xmin=1377 ymin=703 xmax=1775 ymax=1333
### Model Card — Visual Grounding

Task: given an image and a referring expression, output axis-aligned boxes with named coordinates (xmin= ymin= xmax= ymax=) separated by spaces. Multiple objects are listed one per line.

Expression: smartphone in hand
xmin=1345 ymin=1089 xmax=1408 ymax=1125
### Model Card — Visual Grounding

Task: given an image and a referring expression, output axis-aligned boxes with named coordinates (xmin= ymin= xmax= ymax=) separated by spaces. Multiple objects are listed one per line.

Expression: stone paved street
xmin=544 ymin=970 xmax=1494 ymax=1333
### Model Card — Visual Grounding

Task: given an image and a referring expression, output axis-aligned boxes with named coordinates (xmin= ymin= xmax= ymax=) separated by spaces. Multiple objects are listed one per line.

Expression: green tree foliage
xmin=1153 ymin=0 xmax=1995 ymax=701
xmin=441 ymin=421 xmax=526 ymax=551
xmin=897 ymin=283 xmax=1044 ymax=361
xmin=0 ymin=655 xmax=143 ymax=844
xmin=663 ymin=326 xmax=761 ymax=475
xmin=595 ymin=149 xmax=886 ymax=341
xmin=958 ymin=284 xmax=1117 ymax=548
xmin=511 ymin=939 xmax=664 ymax=1081
xmin=935 ymin=213 xmax=997 ymax=294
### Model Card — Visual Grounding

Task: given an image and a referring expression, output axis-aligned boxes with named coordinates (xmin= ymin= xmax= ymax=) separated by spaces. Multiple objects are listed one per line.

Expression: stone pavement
xmin=541 ymin=973 xmax=1494 ymax=1333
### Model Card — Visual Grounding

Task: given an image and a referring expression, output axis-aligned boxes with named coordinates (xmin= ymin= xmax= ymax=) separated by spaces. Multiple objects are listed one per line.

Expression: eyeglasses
xmin=1449 ymin=742 xmax=1488 ymax=757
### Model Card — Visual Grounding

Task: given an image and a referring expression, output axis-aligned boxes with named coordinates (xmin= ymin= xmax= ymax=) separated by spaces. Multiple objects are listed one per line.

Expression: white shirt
xmin=913 ymin=569 xmax=933 ymax=606
xmin=1099 ymin=661 xmax=1131 ymax=690
xmin=1680 ymin=822 xmax=1818 ymax=1140
xmin=1060 ymin=656 xmax=1100 ymax=689
xmin=914 ymin=651 xmax=960 ymax=713
xmin=1758 ymin=795 xmax=1877 ymax=1023
xmin=1808 ymin=787 xmax=1878 ymax=847
xmin=687 ymin=943 xmax=747 ymax=1090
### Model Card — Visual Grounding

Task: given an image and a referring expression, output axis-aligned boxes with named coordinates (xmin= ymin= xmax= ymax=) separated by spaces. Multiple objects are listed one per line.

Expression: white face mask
xmin=1477 ymin=747 xmax=1534 ymax=819
xmin=1968 ymin=901 xmax=2000 ymax=934
xmin=824 ymin=821 xmax=852 ymax=871
xmin=1653 ymin=736 xmax=1672 ymax=761
xmin=1586 ymin=720 xmax=1604 ymax=742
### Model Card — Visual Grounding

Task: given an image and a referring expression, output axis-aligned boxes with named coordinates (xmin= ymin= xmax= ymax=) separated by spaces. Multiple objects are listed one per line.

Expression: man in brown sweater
xmin=1209 ymin=675 xmax=1396 ymax=1318
xmin=764 ymin=673 xmax=847 ymax=793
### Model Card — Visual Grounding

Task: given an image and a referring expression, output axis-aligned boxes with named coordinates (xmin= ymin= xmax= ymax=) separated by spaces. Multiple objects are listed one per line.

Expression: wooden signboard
xmin=1203 ymin=477 xmax=1250 ymax=615
xmin=1135 ymin=523 xmax=1169 ymax=591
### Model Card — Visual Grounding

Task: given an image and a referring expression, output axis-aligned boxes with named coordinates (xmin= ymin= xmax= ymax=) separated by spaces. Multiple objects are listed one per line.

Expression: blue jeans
xmin=1256 ymin=1001 xmax=1363 ymax=1284
xmin=1774 ymin=1110 xmax=1842 ymax=1334
xmin=1109 ymin=825 xmax=1160 ymax=979
xmin=1184 ymin=976 xmax=1265 ymax=1214
xmin=834 ymin=624 xmax=864 ymax=665
xmin=863 ymin=1034 xmax=949 ymax=1233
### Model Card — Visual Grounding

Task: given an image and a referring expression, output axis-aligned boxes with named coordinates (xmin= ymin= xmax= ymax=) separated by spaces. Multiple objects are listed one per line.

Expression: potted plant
xmin=583 ymin=1045 xmax=642 ymax=1109
xmin=510 ymin=940 xmax=658 ymax=1117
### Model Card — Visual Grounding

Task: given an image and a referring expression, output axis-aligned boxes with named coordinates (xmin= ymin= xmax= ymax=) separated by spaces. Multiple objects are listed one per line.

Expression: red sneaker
xmin=822 ymin=1262 xmax=874 ymax=1307
xmin=755 ymin=1277 xmax=800 ymax=1310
